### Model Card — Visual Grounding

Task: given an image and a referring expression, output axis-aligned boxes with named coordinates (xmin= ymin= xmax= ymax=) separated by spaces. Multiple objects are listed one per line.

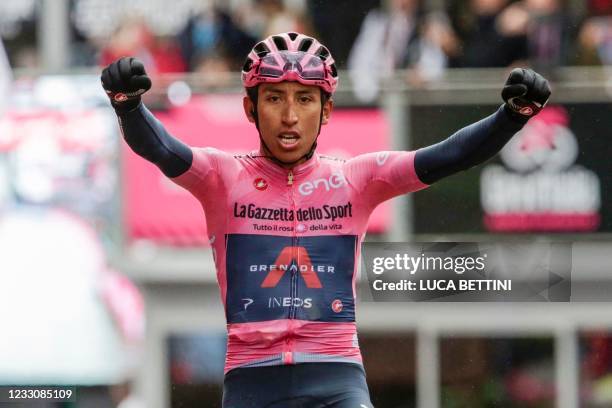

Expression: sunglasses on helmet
xmin=257 ymin=51 xmax=327 ymax=81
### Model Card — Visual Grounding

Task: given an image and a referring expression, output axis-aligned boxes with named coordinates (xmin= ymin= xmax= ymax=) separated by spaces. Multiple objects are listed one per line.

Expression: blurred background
xmin=0 ymin=0 xmax=611 ymax=407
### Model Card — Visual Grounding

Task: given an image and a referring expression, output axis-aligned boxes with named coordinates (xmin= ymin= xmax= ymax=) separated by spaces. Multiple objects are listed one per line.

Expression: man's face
xmin=243 ymin=82 xmax=333 ymax=167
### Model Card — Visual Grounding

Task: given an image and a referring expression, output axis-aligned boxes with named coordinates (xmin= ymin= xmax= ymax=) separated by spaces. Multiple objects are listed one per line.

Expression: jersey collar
xmin=248 ymin=149 xmax=320 ymax=180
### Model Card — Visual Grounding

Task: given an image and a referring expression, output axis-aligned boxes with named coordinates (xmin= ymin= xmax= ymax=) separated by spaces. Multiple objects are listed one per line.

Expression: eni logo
xmin=298 ymin=172 xmax=346 ymax=196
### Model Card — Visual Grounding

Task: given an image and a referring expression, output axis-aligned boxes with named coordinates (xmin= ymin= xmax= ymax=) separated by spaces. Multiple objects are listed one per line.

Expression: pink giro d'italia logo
xmin=253 ymin=178 xmax=268 ymax=191
xmin=480 ymin=106 xmax=601 ymax=232
xmin=331 ymin=299 xmax=343 ymax=313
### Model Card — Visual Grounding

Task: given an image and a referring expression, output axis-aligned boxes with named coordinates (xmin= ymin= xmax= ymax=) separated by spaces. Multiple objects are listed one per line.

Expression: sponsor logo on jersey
xmin=233 ymin=202 xmax=353 ymax=222
xmin=251 ymin=263 xmax=335 ymax=274
xmin=376 ymin=151 xmax=390 ymax=166
xmin=298 ymin=172 xmax=347 ymax=196
xmin=225 ymin=234 xmax=357 ymax=323
xmin=259 ymin=246 xmax=324 ymax=289
xmin=253 ymin=177 xmax=268 ymax=191
xmin=268 ymin=297 xmax=312 ymax=309
xmin=242 ymin=298 xmax=254 ymax=310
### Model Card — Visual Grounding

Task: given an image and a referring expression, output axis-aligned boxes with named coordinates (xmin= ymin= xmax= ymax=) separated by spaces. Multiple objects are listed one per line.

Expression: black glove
xmin=101 ymin=57 xmax=152 ymax=111
xmin=502 ymin=68 xmax=551 ymax=118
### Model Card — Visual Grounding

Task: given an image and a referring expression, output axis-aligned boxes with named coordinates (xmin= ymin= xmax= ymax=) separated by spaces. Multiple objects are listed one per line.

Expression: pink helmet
xmin=242 ymin=32 xmax=338 ymax=94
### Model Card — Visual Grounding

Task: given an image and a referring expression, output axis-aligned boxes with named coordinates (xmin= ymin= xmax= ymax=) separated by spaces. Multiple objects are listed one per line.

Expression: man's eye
xmin=268 ymin=96 xmax=281 ymax=102
xmin=299 ymin=96 xmax=313 ymax=103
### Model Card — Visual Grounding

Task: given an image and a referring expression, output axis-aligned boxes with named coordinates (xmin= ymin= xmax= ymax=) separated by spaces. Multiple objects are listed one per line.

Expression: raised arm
xmin=101 ymin=57 xmax=193 ymax=178
xmin=414 ymin=68 xmax=551 ymax=184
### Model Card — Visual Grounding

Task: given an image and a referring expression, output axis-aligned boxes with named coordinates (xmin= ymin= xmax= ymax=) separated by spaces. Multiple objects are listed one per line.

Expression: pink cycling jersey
xmin=171 ymin=148 xmax=427 ymax=373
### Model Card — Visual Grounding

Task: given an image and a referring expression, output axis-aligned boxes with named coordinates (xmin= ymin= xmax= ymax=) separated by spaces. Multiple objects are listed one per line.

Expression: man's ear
xmin=243 ymin=96 xmax=256 ymax=123
xmin=321 ymin=98 xmax=334 ymax=125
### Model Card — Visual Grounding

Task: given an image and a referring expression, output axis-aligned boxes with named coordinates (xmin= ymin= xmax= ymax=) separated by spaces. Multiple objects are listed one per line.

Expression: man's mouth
xmin=278 ymin=132 xmax=300 ymax=147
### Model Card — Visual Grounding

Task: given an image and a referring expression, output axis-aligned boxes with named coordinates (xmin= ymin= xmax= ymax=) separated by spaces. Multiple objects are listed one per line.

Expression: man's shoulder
xmin=187 ymin=148 xmax=256 ymax=177
xmin=190 ymin=147 xmax=258 ymax=162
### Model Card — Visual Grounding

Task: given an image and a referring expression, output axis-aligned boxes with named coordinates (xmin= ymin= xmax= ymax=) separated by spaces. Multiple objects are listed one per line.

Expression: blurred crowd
xmin=1 ymin=0 xmax=612 ymax=91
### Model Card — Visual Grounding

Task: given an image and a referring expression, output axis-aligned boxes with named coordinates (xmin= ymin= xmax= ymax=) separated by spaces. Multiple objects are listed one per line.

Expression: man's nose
xmin=281 ymin=102 xmax=299 ymax=126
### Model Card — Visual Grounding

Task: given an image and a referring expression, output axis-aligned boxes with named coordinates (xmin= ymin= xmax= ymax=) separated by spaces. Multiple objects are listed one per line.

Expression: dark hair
xmin=246 ymin=86 xmax=259 ymax=107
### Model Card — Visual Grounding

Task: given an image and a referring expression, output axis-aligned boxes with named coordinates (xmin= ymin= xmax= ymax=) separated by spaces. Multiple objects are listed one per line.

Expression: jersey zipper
xmin=287 ymin=170 xmax=294 ymax=186
xmin=285 ymin=169 xmax=297 ymax=363
xmin=287 ymin=169 xmax=297 ymax=320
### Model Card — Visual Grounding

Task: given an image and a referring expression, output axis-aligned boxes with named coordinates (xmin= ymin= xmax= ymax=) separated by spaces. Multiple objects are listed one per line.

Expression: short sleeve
xmin=343 ymin=151 xmax=429 ymax=208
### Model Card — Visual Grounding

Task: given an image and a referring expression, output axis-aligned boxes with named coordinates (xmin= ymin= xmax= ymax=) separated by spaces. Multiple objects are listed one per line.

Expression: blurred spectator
xmin=152 ymin=36 xmax=187 ymax=73
xmin=192 ymin=50 xmax=234 ymax=88
xmin=582 ymin=333 xmax=612 ymax=404
xmin=0 ymin=1 xmax=37 ymax=69
xmin=178 ymin=6 xmax=256 ymax=71
xmin=257 ymin=0 xmax=309 ymax=37
xmin=99 ymin=16 xmax=155 ymax=69
xmin=69 ymin=11 xmax=99 ymax=68
xmin=452 ymin=0 xmax=528 ymax=67
xmin=523 ymin=0 xmax=574 ymax=70
xmin=349 ymin=0 xmax=459 ymax=101
xmin=348 ymin=0 xmax=422 ymax=101
xmin=407 ymin=12 xmax=461 ymax=86
xmin=495 ymin=0 xmax=581 ymax=70
xmin=100 ymin=16 xmax=185 ymax=74
xmin=583 ymin=333 xmax=612 ymax=381
xmin=576 ymin=16 xmax=612 ymax=65
xmin=588 ymin=0 xmax=612 ymax=15
xmin=575 ymin=10 xmax=612 ymax=65
xmin=308 ymin=0 xmax=379 ymax=67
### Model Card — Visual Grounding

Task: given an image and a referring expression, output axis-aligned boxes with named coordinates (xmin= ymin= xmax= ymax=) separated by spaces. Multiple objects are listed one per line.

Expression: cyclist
xmin=101 ymin=32 xmax=550 ymax=407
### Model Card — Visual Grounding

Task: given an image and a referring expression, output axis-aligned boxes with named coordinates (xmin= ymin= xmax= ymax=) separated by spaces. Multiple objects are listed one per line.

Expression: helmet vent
xmin=272 ymin=35 xmax=288 ymax=51
xmin=242 ymin=58 xmax=253 ymax=72
xmin=330 ymin=63 xmax=338 ymax=78
xmin=298 ymin=38 xmax=313 ymax=52
xmin=287 ymin=32 xmax=299 ymax=40
xmin=253 ymin=42 xmax=270 ymax=57
xmin=316 ymin=46 xmax=330 ymax=61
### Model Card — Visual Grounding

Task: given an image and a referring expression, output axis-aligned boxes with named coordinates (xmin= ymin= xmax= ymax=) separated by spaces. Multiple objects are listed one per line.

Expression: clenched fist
xmin=502 ymin=68 xmax=551 ymax=118
xmin=101 ymin=57 xmax=151 ymax=110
